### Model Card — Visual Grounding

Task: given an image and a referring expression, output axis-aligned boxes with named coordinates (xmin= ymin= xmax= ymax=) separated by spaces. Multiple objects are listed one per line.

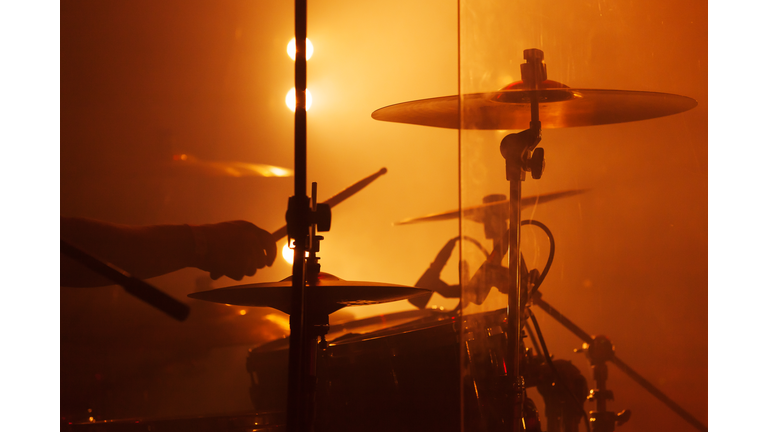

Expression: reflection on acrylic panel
xmin=60 ymin=0 xmax=706 ymax=431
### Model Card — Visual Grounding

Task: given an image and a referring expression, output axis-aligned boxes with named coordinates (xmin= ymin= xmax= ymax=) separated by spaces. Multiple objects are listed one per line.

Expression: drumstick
xmin=271 ymin=167 xmax=388 ymax=241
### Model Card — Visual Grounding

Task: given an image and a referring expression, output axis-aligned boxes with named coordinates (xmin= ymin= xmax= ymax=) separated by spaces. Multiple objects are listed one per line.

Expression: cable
xmin=529 ymin=310 xmax=591 ymax=432
xmin=521 ymin=219 xmax=554 ymax=297
xmin=524 ymin=319 xmax=543 ymax=358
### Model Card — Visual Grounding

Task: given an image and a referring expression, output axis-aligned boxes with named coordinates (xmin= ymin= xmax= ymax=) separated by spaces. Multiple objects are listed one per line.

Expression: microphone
xmin=463 ymin=223 xmax=509 ymax=304
xmin=463 ymin=219 xmax=529 ymax=305
xmin=456 ymin=194 xmax=510 ymax=304
xmin=409 ymin=234 xmax=534 ymax=308
xmin=410 ymin=238 xmax=459 ymax=308
xmin=464 ymin=258 xmax=507 ymax=305
xmin=465 ymin=248 xmax=536 ymax=306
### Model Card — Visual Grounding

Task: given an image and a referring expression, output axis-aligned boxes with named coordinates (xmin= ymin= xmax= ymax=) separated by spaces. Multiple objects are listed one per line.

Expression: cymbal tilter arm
xmin=500 ymin=128 xmax=543 ymax=182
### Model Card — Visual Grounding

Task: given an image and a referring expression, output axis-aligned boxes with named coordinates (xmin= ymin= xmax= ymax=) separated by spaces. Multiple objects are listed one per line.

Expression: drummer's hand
xmin=190 ymin=221 xmax=277 ymax=281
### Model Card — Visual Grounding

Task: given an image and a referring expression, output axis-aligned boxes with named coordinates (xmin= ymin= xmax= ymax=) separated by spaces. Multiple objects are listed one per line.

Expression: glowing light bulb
xmin=285 ymin=88 xmax=313 ymax=112
xmin=281 ymin=240 xmax=309 ymax=264
xmin=282 ymin=242 xmax=294 ymax=264
xmin=287 ymin=38 xmax=314 ymax=61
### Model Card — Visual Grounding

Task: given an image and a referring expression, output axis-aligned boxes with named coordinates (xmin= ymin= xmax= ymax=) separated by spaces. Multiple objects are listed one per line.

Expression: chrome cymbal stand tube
xmin=499 ymin=49 xmax=546 ymax=432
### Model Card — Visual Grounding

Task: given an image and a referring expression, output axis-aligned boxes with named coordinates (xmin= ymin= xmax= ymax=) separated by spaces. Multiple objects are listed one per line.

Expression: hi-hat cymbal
xmin=396 ymin=189 xmax=585 ymax=225
xmin=188 ymin=272 xmax=430 ymax=315
xmin=372 ymin=88 xmax=697 ymax=130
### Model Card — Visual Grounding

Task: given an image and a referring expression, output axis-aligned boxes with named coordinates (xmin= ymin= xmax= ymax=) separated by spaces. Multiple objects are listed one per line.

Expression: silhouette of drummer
xmin=61 ymin=217 xmax=277 ymax=287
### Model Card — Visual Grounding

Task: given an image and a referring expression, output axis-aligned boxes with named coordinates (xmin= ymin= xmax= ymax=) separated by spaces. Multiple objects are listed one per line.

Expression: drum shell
xmin=246 ymin=310 xmax=514 ymax=432
xmin=247 ymin=337 xmax=290 ymax=413
xmin=315 ymin=317 xmax=463 ymax=431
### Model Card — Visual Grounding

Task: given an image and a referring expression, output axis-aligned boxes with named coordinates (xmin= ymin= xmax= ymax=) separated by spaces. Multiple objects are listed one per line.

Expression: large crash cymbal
xmin=372 ymin=85 xmax=697 ymax=130
xmin=396 ymin=189 xmax=585 ymax=225
xmin=188 ymin=272 xmax=430 ymax=315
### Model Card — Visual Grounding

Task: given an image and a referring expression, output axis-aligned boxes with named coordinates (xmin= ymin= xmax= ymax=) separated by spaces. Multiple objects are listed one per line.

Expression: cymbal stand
xmin=531 ymin=292 xmax=708 ymax=432
xmin=500 ymin=48 xmax=546 ymax=432
xmin=582 ymin=336 xmax=631 ymax=432
xmin=286 ymin=179 xmax=332 ymax=432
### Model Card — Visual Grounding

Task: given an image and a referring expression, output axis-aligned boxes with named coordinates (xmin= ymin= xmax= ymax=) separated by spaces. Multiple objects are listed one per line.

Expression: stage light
xmin=282 ymin=241 xmax=294 ymax=264
xmin=285 ymin=88 xmax=313 ymax=112
xmin=282 ymin=240 xmax=311 ymax=264
xmin=287 ymin=37 xmax=314 ymax=61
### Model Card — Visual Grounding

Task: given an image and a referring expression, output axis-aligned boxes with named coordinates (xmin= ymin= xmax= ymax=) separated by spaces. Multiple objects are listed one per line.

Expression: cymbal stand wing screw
xmin=312 ymin=203 xmax=331 ymax=233
xmin=529 ymin=148 xmax=545 ymax=180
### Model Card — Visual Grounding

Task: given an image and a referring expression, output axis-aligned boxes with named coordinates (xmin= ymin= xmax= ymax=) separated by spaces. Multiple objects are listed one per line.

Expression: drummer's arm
xmin=61 ymin=217 xmax=199 ymax=287
xmin=60 ymin=217 xmax=277 ymax=287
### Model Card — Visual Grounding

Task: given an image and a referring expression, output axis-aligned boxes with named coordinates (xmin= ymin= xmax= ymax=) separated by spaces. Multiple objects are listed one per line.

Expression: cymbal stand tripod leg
xmin=532 ymin=294 xmax=709 ymax=431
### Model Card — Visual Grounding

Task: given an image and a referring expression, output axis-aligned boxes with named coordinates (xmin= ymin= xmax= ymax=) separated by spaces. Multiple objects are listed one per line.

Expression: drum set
xmin=201 ymin=45 xmax=703 ymax=432
xmin=64 ymin=40 xmax=706 ymax=432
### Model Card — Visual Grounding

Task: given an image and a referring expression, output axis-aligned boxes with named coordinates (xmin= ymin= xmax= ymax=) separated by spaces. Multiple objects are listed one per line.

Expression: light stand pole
xmin=286 ymin=1 xmax=310 ymax=431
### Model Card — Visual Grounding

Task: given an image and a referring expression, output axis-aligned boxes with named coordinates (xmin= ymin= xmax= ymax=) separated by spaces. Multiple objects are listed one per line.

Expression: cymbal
xmin=371 ymin=87 xmax=697 ymax=130
xmin=171 ymin=154 xmax=293 ymax=177
xmin=251 ymin=308 xmax=441 ymax=353
xmin=396 ymin=189 xmax=585 ymax=225
xmin=188 ymin=272 xmax=430 ymax=315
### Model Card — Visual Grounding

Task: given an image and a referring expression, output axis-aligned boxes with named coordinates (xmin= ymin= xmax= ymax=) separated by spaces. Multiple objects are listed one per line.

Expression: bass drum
xmin=247 ymin=308 xmax=521 ymax=432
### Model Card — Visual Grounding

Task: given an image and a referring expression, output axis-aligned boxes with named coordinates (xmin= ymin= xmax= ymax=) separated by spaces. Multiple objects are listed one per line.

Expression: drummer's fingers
xmin=233 ymin=222 xmax=276 ymax=267
xmin=225 ymin=261 xmax=246 ymax=281
xmin=244 ymin=254 xmax=258 ymax=277
xmin=255 ymin=229 xmax=277 ymax=266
